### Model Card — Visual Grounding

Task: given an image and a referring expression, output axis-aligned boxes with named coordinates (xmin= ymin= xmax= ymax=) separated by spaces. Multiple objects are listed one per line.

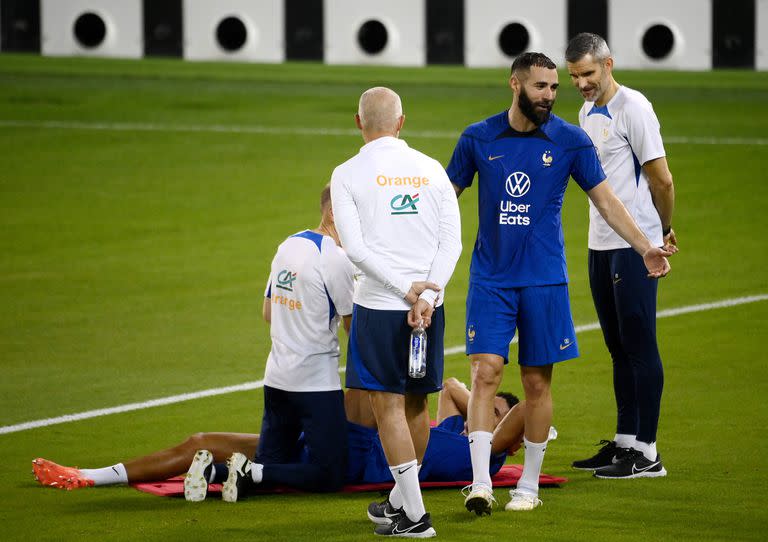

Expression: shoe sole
xmin=594 ymin=467 xmax=667 ymax=479
xmin=184 ymin=450 xmax=212 ymax=502
xmin=373 ymin=527 xmax=436 ymax=538
xmin=464 ymin=496 xmax=493 ymax=516
xmin=505 ymin=501 xmax=542 ymax=511
xmin=32 ymin=459 xmax=60 ymax=487
xmin=367 ymin=511 xmax=394 ymax=526
xmin=573 ymin=456 xmax=623 ymax=471
xmin=222 ymin=452 xmax=247 ymax=503
xmin=505 ymin=492 xmax=542 ymax=511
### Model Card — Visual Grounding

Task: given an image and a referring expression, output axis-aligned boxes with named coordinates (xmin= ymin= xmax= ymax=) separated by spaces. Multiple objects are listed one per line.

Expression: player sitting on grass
xmin=32 ymin=379 xmax=547 ymax=502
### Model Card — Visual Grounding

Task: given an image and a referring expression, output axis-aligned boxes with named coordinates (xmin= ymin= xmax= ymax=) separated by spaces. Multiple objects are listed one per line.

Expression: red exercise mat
xmin=131 ymin=464 xmax=567 ymax=497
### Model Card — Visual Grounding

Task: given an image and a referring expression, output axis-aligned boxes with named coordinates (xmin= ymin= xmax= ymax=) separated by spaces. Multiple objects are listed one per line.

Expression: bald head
xmin=356 ymin=87 xmax=404 ymax=139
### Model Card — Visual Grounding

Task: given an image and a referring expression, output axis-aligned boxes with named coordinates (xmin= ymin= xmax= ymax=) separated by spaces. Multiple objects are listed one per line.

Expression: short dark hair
xmin=565 ymin=32 xmax=611 ymax=63
xmin=497 ymin=391 xmax=520 ymax=409
xmin=511 ymin=52 xmax=556 ymax=75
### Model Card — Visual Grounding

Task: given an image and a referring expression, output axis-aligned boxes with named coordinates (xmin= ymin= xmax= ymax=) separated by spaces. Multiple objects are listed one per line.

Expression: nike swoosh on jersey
xmin=488 ymin=154 xmax=504 ymax=161
xmin=559 ymin=342 xmax=575 ymax=351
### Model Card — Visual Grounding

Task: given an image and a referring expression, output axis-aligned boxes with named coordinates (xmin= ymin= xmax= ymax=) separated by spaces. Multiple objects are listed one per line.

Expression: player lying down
xmin=33 ymin=380 xmax=555 ymax=498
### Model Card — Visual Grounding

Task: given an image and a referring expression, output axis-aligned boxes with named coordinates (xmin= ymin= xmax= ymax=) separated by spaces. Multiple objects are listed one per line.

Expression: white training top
xmin=579 ymin=86 xmax=666 ymax=250
xmin=331 ymin=136 xmax=462 ymax=311
xmin=263 ymin=230 xmax=355 ymax=392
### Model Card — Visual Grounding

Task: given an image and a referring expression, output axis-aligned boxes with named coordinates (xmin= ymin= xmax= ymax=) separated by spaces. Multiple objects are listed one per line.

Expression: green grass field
xmin=1 ymin=54 xmax=767 ymax=541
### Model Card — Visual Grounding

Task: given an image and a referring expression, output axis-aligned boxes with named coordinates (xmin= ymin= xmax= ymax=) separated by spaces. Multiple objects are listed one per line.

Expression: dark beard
xmin=518 ymin=88 xmax=553 ymax=126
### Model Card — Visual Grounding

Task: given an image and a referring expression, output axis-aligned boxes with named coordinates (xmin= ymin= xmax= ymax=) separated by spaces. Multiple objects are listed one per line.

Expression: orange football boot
xmin=32 ymin=458 xmax=94 ymax=490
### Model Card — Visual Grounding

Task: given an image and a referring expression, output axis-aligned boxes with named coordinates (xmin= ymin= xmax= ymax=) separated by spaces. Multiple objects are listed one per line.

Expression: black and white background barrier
xmin=758 ymin=0 xmax=767 ymax=69
xmin=465 ymin=0 xmax=568 ymax=67
xmin=0 ymin=0 xmax=764 ymax=70
xmin=610 ymin=0 xmax=711 ymax=70
xmin=182 ymin=0 xmax=283 ymax=62
xmin=41 ymin=0 xmax=143 ymax=59
xmin=325 ymin=0 xmax=426 ymax=66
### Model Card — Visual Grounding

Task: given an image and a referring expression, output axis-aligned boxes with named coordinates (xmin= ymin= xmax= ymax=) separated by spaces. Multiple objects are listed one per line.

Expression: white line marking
xmin=1 ymin=119 xmax=767 ymax=146
xmin=0 ymin=380 xmax=264 ymax=435
xmin=1 ymin=293 xmax=766 ymax=436
xmin=447 ymin=294 xmax=768 ymax=355
xmin=0 ymin=120 xmax=361 ymax=138
xmin=664 ymin=136 xmax=768 ymax=146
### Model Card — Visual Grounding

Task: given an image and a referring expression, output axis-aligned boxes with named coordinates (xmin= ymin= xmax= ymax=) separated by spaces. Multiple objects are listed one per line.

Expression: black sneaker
xmin=572 ymin=440 xmax=628 ymax=470
xmin=221 ymin=452 xmax=255 ymax=502
xmin=594 ymin=448 xmax=667 ymax=479
xmin=374 ymin=512 xmax=436 ymax=538
xmin=367 ymin=498 xmax=403 ymax=525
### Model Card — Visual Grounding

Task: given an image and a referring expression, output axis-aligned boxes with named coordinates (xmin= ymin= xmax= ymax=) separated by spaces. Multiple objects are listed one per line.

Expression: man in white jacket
xmin=331 ymin=87 xmax=462 ymax=538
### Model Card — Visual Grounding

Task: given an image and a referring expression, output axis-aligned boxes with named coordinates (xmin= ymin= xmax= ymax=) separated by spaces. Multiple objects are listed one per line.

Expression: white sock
xmin=468 ymin=431 xmax=493 ymax=490
xmin=389 ymin=460 xmax=425 ymax=522
xmin=633 ymin=440 xmax=657 ymax=461
xmin=389 ymin=464 xmax=420 ymax=509
xmin=80 ymin=463 xmax=128 ymax=486
xmin=250 ymin=462 xmax=264 ymax=484
xmin=614 ymin=433 xmax=636 ymax=449
xmin=516 ymin=438 xmax=547 ymax=496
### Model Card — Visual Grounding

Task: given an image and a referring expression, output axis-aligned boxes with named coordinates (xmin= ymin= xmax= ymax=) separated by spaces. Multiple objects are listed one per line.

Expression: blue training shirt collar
xmin=586 ymin=85 xmax=624 ymax=119
xmin=587 ymin=103 xmax=612 ymax=119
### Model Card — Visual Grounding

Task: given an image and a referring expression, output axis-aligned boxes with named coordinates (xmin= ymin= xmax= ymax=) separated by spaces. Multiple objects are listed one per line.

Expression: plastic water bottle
xmin=408 ymin=322 xmax=427 ymax=379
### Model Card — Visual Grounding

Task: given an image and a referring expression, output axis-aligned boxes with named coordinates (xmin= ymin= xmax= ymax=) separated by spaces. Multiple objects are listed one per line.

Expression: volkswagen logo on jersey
xmin=505 ymin=172 xmax=531 ymax=198
xmin=276 ymin=269 xmax=297 ymax=291
xmin=390 ymin=193 xmax=419 ymax=215
xmin=500 ymin=172 xmax=532 ymax=226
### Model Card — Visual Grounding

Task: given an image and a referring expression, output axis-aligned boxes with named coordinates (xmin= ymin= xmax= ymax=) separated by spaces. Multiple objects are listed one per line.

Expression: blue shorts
xmin=345 ymin=422 xmax=390 ymax=484
xmin=466 ymin=282 xmax=578 ymax=366
xmin=346 ymin=304 xmax=444 ymax=395
xmin=345 ymin=416 xmax=506 ymax=484
xmin=419 ymin=415 xmax=506 ymax=482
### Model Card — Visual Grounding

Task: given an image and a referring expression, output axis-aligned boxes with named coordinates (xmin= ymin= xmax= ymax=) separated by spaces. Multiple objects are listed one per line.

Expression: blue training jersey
xmin=447 ymin=111 xmax=606 ymax=287
xmin=345 ymin=416 xmax=506 ymax=484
